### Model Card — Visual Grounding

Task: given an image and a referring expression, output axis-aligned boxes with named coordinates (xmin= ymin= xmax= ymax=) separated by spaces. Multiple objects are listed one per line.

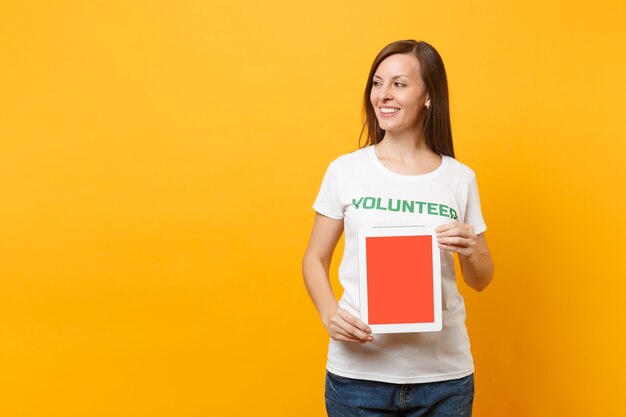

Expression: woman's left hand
xmin=435 ymin=222 xmax=477 ymax=259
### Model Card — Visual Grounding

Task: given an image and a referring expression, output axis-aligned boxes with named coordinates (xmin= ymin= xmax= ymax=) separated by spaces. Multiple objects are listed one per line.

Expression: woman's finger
xmin=333 ymin=316 xmax=372 ymax=342
xmin=332 ymin=327 xmax=368 ymax=343
xmin=332 ymin=332 xmax=366 ymax=344
xmin=438 ymin=236 xmax=475 ymax=247
xmin=435 ymin=222 xmax=460 ymax=233
xmin=437 ymin=225 xmax=474 ymax=239
xmin=337 ymin=309 xmax=372 ymax=334
xmin=329 ymin=320 xmax=369 ymax=343
xmin=330 ymin=310 xmax=373 ymax=342
xmin=438 ymin=242 xmax=473 ymax=257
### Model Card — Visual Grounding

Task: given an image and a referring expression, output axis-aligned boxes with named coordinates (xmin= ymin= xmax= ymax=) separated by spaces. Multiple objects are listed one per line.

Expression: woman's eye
xmin=395 ymin=82 xmax=405 ymax=87
xmin=372 ymin=81 xmax=381 ymax=86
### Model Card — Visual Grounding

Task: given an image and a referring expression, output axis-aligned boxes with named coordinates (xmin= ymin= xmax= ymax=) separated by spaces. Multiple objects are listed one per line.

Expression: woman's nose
xmin=379 ymin=83 xmax=393 ymax=100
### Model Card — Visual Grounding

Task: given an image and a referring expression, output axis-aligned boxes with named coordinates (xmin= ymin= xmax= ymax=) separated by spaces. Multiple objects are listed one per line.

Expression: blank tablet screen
xmin=365 ymin=235 xmax=434 ymax=325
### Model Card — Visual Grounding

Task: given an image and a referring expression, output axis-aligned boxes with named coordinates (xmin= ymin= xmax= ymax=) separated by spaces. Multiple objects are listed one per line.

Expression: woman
xmin=302 ymin=40 xmax=494 ymax=417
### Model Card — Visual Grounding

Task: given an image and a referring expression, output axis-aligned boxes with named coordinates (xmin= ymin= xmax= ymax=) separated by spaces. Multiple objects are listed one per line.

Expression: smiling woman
xmin=361 ymin=40 xmax=454 ymax=159
xmin=302 ymin=40 xmax=494 ymax=417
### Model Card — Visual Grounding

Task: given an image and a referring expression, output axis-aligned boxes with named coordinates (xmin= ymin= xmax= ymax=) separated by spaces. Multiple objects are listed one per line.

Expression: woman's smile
xmin=380 ymin=107 xmax=400 ymax=117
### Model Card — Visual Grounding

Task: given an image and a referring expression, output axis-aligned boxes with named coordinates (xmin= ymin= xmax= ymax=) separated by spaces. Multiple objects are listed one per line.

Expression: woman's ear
xmin=425 ymin=96 xmax=431 ymax=108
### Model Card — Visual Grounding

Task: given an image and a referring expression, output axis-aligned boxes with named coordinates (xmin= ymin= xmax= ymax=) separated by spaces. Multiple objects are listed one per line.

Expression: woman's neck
xmin=376 ymin=129 xmax=436 ymax=160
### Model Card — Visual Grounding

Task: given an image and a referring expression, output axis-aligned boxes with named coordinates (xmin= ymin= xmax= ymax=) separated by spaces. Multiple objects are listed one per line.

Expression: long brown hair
xmin=359 ymin=40 xmax=455 ymax=158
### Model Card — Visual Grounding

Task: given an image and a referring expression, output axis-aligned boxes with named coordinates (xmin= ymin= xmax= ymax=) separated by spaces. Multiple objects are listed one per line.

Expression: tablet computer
xmin=357 ymin=225 xmax=442 ymax=333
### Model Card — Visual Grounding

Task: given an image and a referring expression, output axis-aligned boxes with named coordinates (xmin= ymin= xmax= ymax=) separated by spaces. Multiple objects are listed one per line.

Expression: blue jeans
xmin=325 ymin=371 xmax=474 ymax=417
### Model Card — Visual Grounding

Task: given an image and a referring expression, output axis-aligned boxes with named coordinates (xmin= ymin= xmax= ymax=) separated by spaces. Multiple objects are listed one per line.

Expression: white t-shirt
xmin=312 ymin=145 xmax=487 ymax=384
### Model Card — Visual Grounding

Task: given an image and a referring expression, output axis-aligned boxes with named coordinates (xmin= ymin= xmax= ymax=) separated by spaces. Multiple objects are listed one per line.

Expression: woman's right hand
xmin=323 ymin=307 xmax=374 ymax=344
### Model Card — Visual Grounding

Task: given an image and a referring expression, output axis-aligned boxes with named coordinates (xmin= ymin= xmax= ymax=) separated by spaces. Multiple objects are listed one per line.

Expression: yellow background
xmin=1 ymin=1 xmax=625 ymax=416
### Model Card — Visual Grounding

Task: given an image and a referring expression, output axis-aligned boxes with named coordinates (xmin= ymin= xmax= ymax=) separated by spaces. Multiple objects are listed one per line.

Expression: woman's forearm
xmin=459 ymin=251 xmax=494 ymax=292
xmin=302 ymin=255 xmax=339 ymax=326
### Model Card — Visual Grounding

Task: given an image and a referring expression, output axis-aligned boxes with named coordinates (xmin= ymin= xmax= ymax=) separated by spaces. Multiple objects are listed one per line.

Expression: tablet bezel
xmin=357 ymin=225 xmax=442 ymax=334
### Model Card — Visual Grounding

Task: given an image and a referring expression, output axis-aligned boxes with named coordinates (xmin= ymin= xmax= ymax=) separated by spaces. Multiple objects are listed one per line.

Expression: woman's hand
xmin=436 ymin=223 xmax=494 ymax=291
xmin=323 ymin=307 xmax=374 ymax=344
xmin=435 ymin=222 xmax=477 ymax=260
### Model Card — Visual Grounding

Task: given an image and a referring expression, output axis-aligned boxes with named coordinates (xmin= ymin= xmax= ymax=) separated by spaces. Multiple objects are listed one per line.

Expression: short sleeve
xmin=465 ymin=175 xmax=487 ymax=235
xmin=312 ymin=161 xmax=344 ymax=220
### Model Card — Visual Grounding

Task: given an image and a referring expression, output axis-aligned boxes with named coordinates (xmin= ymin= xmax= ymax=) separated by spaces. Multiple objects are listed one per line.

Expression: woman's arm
xmin=458 ymin=233 xmax=494 ymax=291
xmin=436 ymin=224 xmax=494 ymax=292
xmin=302 ymin=212 xmax=373 ymax=343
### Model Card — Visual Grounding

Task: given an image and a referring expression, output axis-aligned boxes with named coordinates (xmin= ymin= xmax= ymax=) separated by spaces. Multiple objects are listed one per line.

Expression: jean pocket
xmin=442 ymin=374 xmax=475 ymax=414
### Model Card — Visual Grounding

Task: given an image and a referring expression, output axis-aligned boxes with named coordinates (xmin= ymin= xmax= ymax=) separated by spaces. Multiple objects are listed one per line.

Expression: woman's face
xmin=370 ymin=53 xmax=430 ymax=135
